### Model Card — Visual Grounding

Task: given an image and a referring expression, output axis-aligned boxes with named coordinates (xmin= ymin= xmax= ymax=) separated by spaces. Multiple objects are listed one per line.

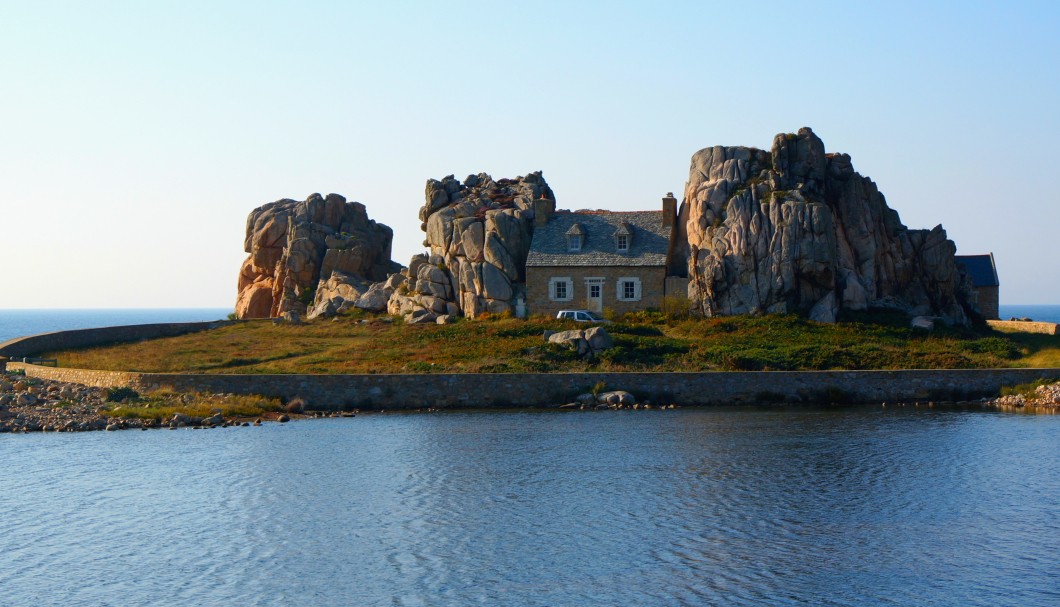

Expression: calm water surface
xmin=0 ymin=309 xmax=231 ymax=343
xmin=999 ymin=304 xmax=1060 ymax=323
xmin=2 ymin=408 xmax=1057 ymax=607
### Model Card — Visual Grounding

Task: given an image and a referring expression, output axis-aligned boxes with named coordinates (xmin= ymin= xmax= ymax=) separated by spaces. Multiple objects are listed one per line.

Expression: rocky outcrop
xmin=235 ymin=193 xmax=401 ymax=319
xmin=682 ymin=127 xmax=975 ymax=324
xmin=387 ymin=172 xmax=555 ymax=319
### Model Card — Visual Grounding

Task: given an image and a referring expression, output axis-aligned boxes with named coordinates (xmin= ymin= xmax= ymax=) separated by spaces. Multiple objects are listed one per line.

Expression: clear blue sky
xmin=2 ymin=1 xmax=1057 ymax=307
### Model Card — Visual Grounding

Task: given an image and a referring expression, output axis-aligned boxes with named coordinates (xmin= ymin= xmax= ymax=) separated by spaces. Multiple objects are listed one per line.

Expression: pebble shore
xmin=0 ymin=371 xmax=321 ymax=433
xmin=992 ymin=380 xmax=1060 ymax=409
xmin=4 ymin=370 xmax=1056 ymax=433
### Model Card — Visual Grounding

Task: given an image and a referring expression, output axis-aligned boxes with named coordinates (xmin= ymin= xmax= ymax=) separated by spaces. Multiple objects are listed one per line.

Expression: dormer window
xmin=566 ymin=223 xmax=585 ymax=252
xmin=614 ymin=222 xmax=632 ymax=252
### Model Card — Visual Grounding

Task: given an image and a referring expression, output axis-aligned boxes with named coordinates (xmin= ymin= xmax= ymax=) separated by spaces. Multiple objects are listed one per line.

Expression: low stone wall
xmin=7 ymin=321 xmax=1060 ymax=411
xmin=987 ymin=320 xmax=1059 ymax=335
xmin=0 ymin=321 xmax=232 ymax=359
xmin=13 ymin=363 xmax=1060 ymax=411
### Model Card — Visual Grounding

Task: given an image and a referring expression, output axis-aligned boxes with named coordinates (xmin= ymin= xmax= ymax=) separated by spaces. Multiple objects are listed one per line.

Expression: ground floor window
xmin=549 ymin=277 xmax=574 ymax=301
xmin=617 ymin=276 xmax=642 ymax=301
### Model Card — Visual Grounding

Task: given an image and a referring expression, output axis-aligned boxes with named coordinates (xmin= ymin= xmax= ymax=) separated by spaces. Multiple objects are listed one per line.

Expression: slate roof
xmin=526 ymin=210 xmax=671 ymax=267
xmin=956 ymin=254 xmax=999 ymax=288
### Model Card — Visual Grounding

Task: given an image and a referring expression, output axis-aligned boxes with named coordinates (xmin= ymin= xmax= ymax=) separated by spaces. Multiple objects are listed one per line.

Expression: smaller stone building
xmin=956 ymin=253 xmax=1000 ymax=320
xmin=524 ymin=195 xmax=685 ymax=317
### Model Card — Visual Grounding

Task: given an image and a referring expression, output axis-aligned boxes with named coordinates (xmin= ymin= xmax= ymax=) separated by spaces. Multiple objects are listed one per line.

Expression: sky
xmin=2 ymin=1 xmax=1058 ymax=308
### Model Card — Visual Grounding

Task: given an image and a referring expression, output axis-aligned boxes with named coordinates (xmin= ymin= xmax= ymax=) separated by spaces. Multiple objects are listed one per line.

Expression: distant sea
xmin=0 ymin=305 xmax=1056 ymax=345
xmin=0 ymin=308 xmax=232 ymax=343
xmin=998 ymin=305 xmax=1060 ymax=323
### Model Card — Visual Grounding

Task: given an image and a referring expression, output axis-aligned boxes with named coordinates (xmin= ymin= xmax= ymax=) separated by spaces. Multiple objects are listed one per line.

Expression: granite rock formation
xmin=387 ymin=172 xmax=555 ymax=320
xmin=235 ymin=193 xmax=400 ymax=319
xmin=545 ymin=326 xmax=614 ymax=358
xmin=681 ymin=127 xmax=974 ymax=324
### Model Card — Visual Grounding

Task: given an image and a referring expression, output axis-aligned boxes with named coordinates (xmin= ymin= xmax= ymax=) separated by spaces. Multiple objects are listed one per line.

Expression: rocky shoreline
xmin=0 ymin=371 xmax=322 ymax=433
xmin=3 ymin=370 xmax=1056 ymax=433
xmin=0 ymin=371 xmax=670 ymax=433
xmin=992 ymin=380 xmax=1060 ymax=410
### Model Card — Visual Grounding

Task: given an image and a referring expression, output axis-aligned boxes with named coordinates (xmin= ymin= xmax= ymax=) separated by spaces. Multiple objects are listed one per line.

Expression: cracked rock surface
xmin=681 ymin=127 xmax=974 ymax=324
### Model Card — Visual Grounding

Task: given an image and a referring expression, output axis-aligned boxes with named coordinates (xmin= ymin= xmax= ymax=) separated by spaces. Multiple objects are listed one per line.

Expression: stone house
xmin=524 ymin=194 xmax=687 ymax=318
xmin=956 ymin=253 xmax=1000 ymax=320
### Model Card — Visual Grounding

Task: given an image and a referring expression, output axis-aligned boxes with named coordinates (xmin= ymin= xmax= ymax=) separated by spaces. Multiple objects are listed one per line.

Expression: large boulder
xmin=546 ymin=327 xmax=614 ymax=358
xmin=355 ymin=281 xmax=396 ymax=312
xmin=681 ymin=127 xmax=975 ymax=324
xmin=584 ymin=326 xmax=614 ymax=352
xmin=235 ymin=193 xmax=402 ymax=319
xmin=389 ymin=172 xmax=555 ymax=319
xmin=306 ymin=272 xmax=375 ymax=320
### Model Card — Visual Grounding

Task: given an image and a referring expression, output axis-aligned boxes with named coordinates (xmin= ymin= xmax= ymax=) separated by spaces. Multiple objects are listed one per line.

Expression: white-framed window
xmin=616 ymin=276 xmax=642 ymax=301
xmin=616 ymin=234 xmax=629 ymax=251
xmin=549 ymin=277 xmax=574 ymax=301
xmin=566 ymin=223 xmax=585 ymax=252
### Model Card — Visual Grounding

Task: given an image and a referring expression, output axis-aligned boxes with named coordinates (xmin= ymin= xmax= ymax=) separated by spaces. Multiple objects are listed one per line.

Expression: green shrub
xmin=1000 ymin=378 xmax=1057 ymax=397
xmin=590 ymin=381 xmax=607 ymax=398
xmin=105 ymin=387 xmax=140 ymax=402
xmin=661 ymin=296 xmax=692 ymax=320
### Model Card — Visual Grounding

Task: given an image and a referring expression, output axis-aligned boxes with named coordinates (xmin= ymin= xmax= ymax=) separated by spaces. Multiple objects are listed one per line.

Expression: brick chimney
xmin=662 ymin=192 xmax=677 ymax=228
xmin=534 ymin=198 xmax=555 ymax=227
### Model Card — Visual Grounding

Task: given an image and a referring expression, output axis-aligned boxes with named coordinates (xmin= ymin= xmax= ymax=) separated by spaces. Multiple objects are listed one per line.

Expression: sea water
xmin=0 ymin=408 xmax=1057 ymax=606
xmin=0 ymin=308 xmax=231 ymax=343
xmin=1 ymin=309 xmax=1058 ymax=605
xmin=998 ymin=304 xmax=1060 ymax=323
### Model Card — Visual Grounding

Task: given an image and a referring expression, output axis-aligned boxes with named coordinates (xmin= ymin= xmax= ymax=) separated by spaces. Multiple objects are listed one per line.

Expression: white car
xmin=556 ymin=310 xmax=610 ymax=323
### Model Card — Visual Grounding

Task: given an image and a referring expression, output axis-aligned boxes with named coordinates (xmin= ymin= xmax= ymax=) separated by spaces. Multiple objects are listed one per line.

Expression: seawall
xmin=0 ymin=321 xmax=231 ymax=359
xmin=5 ymin=322 xmax=1060 ymax=410
xmin=987 ymin=320 xmax=1059 ymax=335
xmin=11 ymin=363 xmax=1060 ymax=411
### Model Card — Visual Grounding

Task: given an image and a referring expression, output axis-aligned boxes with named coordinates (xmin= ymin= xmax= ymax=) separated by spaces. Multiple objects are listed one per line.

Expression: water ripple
xmin=0 ymin=408 xmax=1057 ymax=606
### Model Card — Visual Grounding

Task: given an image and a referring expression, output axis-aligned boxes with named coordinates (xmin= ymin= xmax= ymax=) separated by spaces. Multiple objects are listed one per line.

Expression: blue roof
xmin=956 ymin=254 xmax=999 ymax=288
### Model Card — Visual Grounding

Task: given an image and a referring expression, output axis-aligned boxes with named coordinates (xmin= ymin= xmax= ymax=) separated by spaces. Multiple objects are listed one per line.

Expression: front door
xmin=585 ymin=278 xmax=604 ymax=313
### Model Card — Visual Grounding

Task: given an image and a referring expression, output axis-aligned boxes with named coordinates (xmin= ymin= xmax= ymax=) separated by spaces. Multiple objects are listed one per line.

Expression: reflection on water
xmin=1 ymin=407 xmax=1057 ymax=607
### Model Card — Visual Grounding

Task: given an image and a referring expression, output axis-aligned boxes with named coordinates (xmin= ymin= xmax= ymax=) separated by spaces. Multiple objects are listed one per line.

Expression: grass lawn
xmin=41 ymin=309 xmax=1060 ymax=374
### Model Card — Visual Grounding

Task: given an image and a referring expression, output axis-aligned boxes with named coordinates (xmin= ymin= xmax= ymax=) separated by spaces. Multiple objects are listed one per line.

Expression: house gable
xmin=956 ymin=253 xmax=1000 ymax=319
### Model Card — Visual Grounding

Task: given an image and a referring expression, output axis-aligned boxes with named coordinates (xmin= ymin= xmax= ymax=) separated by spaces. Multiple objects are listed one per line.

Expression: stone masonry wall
xmin=14 ymin=363 xmax=1060 ymax=411
xmin=987 ymin=320 xmax=1059 ymax=336
xmin=526 ymin=266 xmax=667 ymax=318
xmin=977 ymin=286 xmax=1000 ymax=320
xmin=8 ymin=323 xmax=1058 ymax=411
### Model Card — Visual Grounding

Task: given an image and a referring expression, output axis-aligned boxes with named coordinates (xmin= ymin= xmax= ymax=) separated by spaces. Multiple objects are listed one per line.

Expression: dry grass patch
xmin=41 ymin=311 xmax=1060 ymax=374
xmin=103 ymin=389 xmax=282 ymax=421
